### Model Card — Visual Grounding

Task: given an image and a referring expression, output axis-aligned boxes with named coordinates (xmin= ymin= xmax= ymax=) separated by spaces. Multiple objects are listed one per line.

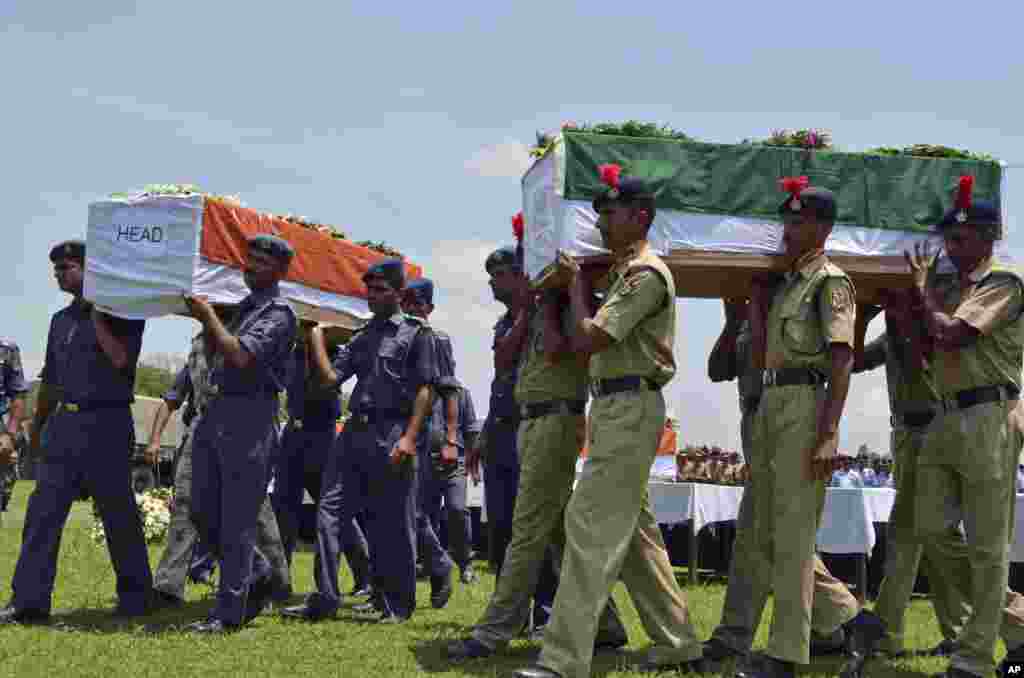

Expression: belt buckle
xmin=293 ymin=419 xmax=304 ymax=430
xmin=64 ymin=402 xmax=79 ymax=413
xmin=353 ymin=413 xmax=370 ymax=425
xmin=762 ymin=370 xmax=776 ymax=387
xmin=209 ymin=384 xmax=220 ymax=396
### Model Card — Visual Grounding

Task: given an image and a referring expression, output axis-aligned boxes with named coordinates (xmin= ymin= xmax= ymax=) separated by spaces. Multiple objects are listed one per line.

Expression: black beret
xmin=49 ymin=239 xmax=85 ymax=263
xmin=485 ymin=246 xmax=522 ymax=274
xmin=778 ymin=186 xmax=837 ymax=222
xmin=406 ymin=278 xmax=434 ymax=305
xmin=937 ymin=199 xmax=1001 ymax=230
xmin=363 ymin=258 xmax=406 ymax=289
xmin=592 ymin=176 xmax=655 ymax=212
xmin=248 ymin=234 xmax=295 ymax=262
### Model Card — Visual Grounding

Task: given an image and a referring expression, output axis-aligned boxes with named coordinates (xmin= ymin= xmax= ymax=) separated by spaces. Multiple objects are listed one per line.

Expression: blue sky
xmin=3 ymin=1 xmax=1022 ymax=454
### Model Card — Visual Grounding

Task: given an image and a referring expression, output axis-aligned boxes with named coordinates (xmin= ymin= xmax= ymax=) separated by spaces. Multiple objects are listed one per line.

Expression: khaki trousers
xmin=538 ymin=390 xmax=701 ymax=678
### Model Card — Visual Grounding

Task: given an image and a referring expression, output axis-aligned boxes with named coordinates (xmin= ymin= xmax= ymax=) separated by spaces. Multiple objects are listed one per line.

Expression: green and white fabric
xmin=521 ymin=132 xmax=1014 ymax=281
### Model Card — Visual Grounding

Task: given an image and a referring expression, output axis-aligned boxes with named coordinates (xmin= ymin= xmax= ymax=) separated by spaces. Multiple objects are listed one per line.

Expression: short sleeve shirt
xmin=211 ymin=285 xmax=297 ymax=395
xmin=40 ymin=299 xmax=145 ymax=403
xmin=591 ymin=244 xmax=677 ymax=387
xmin=765 ymin=253 xmax=856 ymax=372
xmin=929 ymin=258 xmax=1024 ymax=395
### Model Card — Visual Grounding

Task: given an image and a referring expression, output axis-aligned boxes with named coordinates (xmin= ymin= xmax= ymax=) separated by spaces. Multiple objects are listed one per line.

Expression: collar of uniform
xmin=242 ymin=283 xmax=281 ymax=309
xmin=966 ymin=255 xmax=994 ymax=283
xmin=370 ymin=312 xmax=404 ymax=327
xmin=611 ymin=241 xmax=650 ymax=277
xmin=786 ymin=250 xmax=827 ymax=281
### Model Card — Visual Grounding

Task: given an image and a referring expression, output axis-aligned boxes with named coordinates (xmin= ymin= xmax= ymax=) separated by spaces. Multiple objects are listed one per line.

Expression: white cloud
xmin=463 ymin=140 xmax=532 ymax=178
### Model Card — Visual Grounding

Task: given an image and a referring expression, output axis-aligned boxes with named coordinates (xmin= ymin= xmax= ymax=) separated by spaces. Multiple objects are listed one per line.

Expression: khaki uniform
xmin=859 ymin=329 xmax=972 ymax=654
xmin=916 ymin=258 xmax=1024 ymax=675
xmin=712 ymin=318 xmax=859 ymax=655
xmin=472 ymin=304 xmax=627 ymax=649
xmin=537 ymin=243 xmax=702 ymax=678
xmin=750 ymin=252 xmax=859 ymax=664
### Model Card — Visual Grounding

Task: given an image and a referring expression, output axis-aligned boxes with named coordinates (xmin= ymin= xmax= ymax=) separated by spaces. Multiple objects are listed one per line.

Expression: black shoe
xmin=917 ymin=639 xmax=959 ymax=658
xmin=280 ymin=602 xmax=336 ymax=622
xmin=840 ymin=610 xmax=888 ymax=678
xmin=810 ymin=627 xmax=847 ymax=656
xmin=151 ymin=590 xmax=185 ymax=610
xmin=460 ymin=566 xmax=478 ymax=585
xmin=243 ymin=572 xmax=274 ymax=623
xmin=513 ymin=667 xmax=562 ymax=678
xmin=185 ymin=617 xmax=239 ymax=634
xmin=430 ymin=573 xmax=453 ymax=609
xmin=416 ymin=562 xmax=426 ymax=579
xmin=703 ymin=637 xmax=742 ymax=663
xmin=0 ymin=605 xmax=50 ymax=626
xmin=350 ymin=585 xmax=373 ymax=598
xmin=445 ymin=637 xmax=495 ymax=662
xmin=594 ymin=635 xmax=629 ymax=653
xmin=999 ymin=644 xmax=1024 ymax=678
xmin=735 ymin=654 xmax=795 ymax=678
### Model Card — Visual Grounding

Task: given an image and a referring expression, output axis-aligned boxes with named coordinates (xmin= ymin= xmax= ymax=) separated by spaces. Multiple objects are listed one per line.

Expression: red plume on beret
xmin=512 ymin=212 xmax=524 ymax=241
xmin=956 ymin=175 xmax=974 ymax=211
xmin=779 ymin=175 xmax=809 ymax=197
xmin=598 ymin=164 xmax=622 ymax=189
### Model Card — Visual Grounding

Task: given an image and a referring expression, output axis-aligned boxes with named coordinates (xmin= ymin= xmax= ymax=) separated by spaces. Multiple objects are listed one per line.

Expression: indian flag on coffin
xmin=84 ymin=192 xmax=422 ymax=334
xmin=522 ymin=131 xmax=1012 ymax=301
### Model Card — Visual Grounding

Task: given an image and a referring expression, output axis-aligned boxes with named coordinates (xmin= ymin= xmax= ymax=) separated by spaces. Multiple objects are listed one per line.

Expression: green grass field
xmin=0 ymin=481 xmax=982 ymax=678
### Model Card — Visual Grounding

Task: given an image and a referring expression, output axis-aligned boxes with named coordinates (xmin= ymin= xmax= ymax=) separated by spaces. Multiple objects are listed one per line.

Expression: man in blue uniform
xmin=183 ymin=234 xmax=298 ymax=633
xmin=147 ymin=315 xmax=292 ymax=608
xmin=0 ymin=338 xmax=28 ymax=525
xmin=402 ymin=278 xmax=477 ymax=607
xmin=276 ymin=324 xmax=372 ymax=612
xmin=1 ymin=239 xmax=152 ymax=623
xmin=301 ymin=258 xmax=437 ymax=623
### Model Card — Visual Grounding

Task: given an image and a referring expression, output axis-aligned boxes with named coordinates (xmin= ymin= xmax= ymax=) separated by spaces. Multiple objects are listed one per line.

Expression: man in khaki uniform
xmin=446 ymin=289 xmax=628 ymax=662
xmin=862 ymin=183 xmax=1024 ymax=678
xmin=734 ymin=183 xmax=884 ymax=678
xmin=514 ymin=168 xmax=703 ymax=678
xmin=704 ymin=300 xmax=861 ymax=670
xmin=850 ymin=294 xmax=971 ymax=662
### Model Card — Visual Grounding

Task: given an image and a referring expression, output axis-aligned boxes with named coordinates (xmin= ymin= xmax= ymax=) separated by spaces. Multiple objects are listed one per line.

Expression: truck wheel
xmin=132 ymin=467 xmax=156 ymax=494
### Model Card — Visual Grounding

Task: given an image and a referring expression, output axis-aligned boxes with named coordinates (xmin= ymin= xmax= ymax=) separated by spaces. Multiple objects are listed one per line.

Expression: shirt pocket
xmin=781 ymin=301 xmax=824 ymax=356
xmin=377 ymin=337 xmax=410 ymax=382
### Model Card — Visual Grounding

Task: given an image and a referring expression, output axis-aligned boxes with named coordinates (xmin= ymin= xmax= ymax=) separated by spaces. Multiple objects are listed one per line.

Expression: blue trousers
xmin=11 ymin=407 xmax=152 ymax=614
xmin=277 ymin=424 xmax=371 ymax=592
xmin=417 ymin=453 xmax=472 ymax=577
xmin=190 ymin=395 xmax=277 ymax=625
xmin=320 ymin=417 xmax=417 ymax=619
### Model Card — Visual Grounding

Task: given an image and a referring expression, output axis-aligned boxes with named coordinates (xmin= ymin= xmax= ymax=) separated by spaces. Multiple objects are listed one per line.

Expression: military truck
xmin=129 ymin=395 xmax=185 ymax=493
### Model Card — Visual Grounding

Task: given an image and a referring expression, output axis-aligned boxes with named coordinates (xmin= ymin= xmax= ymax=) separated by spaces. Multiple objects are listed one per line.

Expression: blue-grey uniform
xmin=418 ymin=376 xmax=478 ymax=580
xmin=277 ymin=338 xmax=371 ymax=588
xmin=315 ymin=273 xmax=437 ymax=620
xmin=189 ymin=281 xmax=297 ymax=626
xmin=0 ymin=340 xmax=28 ymax=513
xmin=153 ymin=337 xmax=291 ymax=604
xmin=10 ymin=246 xmax=152 ymax=615
xmin=483 ymin=310 xmax=523 ymax=573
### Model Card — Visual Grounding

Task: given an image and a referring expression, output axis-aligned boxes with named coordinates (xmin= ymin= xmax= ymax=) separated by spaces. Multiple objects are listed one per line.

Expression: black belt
xmin=590 ymin=376 xmax=659 ymax=398
xmin=942 ymin=384 xmax=1020 ymax=413
xmin=741 ymin=396 xmax=762 ymax=413
xmin=492 ymin=414 xmax=521 ymax=426
xmin=59 ymin=400 xmax=131 ymax=413
xmin=289 ymin=417 xmax=337 ymax=431
xmin=761 ymin=368 xmax=826 ymax=389
xmin=521 ymin=399 xmax=586 ymax=420
xmin=347 ymin=410 xmax=409 ymax=427
xmin=891 ymin=410 xmax=936 ymax=429
xmin=208 ymin=384 xmax=279 ymax=399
